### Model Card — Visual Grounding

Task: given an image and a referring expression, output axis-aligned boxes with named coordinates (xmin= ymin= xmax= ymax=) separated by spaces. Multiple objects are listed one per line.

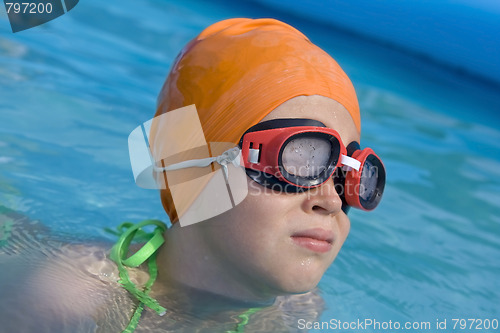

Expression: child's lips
xmin=290 ymin=228 xmax=334 ymax=253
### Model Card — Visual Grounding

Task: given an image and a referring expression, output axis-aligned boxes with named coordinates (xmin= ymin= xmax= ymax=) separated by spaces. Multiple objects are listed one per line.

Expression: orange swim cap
xmin=155 ymin=18 xmax=360 ymax=223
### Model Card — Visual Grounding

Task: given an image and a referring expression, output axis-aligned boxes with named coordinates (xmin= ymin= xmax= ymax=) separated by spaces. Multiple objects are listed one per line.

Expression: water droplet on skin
xmin=300 ymin=258 xmax=313 ymax=266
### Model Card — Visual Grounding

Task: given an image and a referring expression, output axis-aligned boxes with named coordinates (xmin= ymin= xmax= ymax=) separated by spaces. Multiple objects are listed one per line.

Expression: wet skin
xmin=156 ymin=95 xmax=360 ymax=302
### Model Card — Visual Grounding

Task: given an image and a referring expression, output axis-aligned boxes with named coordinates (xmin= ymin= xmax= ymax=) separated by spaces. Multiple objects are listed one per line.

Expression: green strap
xmin=123 ymin=230 xmax=164 ymax=267
xmin=110 ymin=219 xmax=168 ymax=332
xmin=226 ymin=307 xmax=262 ymax=333
xmin=110 ymin=219 xmax=261 ymax=333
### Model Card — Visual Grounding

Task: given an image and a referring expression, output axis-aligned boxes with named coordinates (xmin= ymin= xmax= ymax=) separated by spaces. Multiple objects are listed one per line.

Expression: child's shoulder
xmin=0 ymin=208 xmax=134 ymax=331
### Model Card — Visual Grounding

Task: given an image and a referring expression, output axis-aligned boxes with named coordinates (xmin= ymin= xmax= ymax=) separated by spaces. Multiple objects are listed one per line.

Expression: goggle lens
xmin=345 ymin=151 xmax=386 ymax=211
xmin=360 ymin=157 xmax=379 ymax=201
xmin=282 ymin=137 xmax=331 ymax=178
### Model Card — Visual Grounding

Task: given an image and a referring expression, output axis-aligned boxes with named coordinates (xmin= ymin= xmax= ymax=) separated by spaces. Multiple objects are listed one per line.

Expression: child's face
xmin=198 ymin=95 xmax=360 ymax=297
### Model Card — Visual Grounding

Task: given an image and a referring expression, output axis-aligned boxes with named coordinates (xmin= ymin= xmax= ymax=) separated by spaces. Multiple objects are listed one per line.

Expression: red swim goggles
xmin=238 ymin=119 xmax=386 ymax=213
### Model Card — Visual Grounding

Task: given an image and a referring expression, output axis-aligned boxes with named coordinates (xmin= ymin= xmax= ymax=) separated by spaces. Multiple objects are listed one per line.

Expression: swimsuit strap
xmin=110 ymin=219 xmax=167 ymax=332
xmin=226 ymin=307 xmax=263 ymax=333
xmin=110 ymin=219 xmax=262 ymax=333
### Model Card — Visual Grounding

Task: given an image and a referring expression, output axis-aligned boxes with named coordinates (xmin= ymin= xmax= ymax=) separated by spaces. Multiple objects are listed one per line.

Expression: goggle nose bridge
xmin=340 ymin=154 xmax=361 ymax=171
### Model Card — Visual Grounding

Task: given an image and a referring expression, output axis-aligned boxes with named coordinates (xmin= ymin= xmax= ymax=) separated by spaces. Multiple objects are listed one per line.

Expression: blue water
xmin=1 ymin=0 xmax=499 ymax=331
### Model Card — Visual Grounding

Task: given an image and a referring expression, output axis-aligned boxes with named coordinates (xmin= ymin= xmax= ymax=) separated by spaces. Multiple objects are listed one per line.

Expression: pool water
xmin=1 ymin=0 xmax=499 ymax=332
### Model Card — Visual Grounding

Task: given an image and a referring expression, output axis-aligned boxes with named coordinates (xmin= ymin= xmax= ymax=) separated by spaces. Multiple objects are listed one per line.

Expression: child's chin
xmin=277 ymin=277 xmax=322 ymax=295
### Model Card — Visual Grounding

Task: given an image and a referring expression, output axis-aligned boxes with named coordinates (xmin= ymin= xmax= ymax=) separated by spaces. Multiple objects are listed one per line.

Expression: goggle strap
xmin=154 ymin=147 xmax=241 ymax=172
xmin=155 ymin=156 xmax=216 ymax=171
xmin=248 ymin=148 xmax=260 ymax=163
xmin=340 ymin=154 xmax=361 ymax=171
